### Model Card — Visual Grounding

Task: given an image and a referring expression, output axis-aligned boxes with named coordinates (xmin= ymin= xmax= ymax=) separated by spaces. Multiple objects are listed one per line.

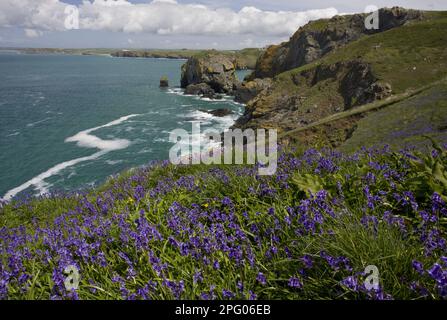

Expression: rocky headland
xmin=179 ymin=7 xmax=447 ymax=150
xmin=180 ymin=53 xmax=239 ymax=99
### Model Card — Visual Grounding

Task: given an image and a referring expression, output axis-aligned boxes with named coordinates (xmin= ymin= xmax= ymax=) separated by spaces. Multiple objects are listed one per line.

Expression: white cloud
xmin=24 ymin=29 xmax=42 ymax=38
xmin=0 ymin=0 xmax=338 ymax=37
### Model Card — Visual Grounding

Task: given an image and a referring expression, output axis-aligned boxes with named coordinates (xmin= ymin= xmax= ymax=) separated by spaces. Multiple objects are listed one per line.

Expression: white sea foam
xmin=230 ymin=100 xmax=246 ymax=107
xmin=153 ymin=137 xmax=168 ymax=143
xmin=64 ymin=114 xmax=139 ymax=151
xmin=2 ymin=150 xmax=107 ymax=201
xmin=186 ymin=110 xmax=239 ymax=130
xmin=167 ymin=88 xmax=186 ymax=96
xmin=2 ymin=114 xmax=139 ymax=201
xmin=188 ymin=110 xmax=215 ymax=121
xmin=6 ymin=131 xmax=20 ymax=137
xmin=26 ymin=117 xmax=52 ymax=127
xmin=106 ymin=159 xmax=124 ymax=165
xmin=194 ymin=96 xmax=228 ymax=102
xmin=138 ymin=147 xmax=153 ymax=154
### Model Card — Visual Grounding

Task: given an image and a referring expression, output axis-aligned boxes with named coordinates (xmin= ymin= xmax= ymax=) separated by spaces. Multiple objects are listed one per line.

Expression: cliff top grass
xmin=340 ymin=81 xmax=447 ymax=152
xmin=274 ymin=12 xmax=447 ymax=94
xmin=244 ymin=12 xmax=447 ymax=148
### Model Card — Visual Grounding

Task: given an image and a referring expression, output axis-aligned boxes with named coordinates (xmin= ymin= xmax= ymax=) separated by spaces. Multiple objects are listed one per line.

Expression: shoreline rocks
xmin=199 ymin=108 xmax=234 ymax=117
xmin=184 ymin=83 xmax=224 ymax=100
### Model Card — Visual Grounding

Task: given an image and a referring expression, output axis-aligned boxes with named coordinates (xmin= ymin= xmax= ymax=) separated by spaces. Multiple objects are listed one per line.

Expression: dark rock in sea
xmin=200 ymin=108 xmax=234 ymax=117
xmin=159 ymin=76 xmax=169 ymax=88
xmin=185 ymin=83 xmax=215 ymax=96
xmin=181 ymin=53 xmax=238 ymax=94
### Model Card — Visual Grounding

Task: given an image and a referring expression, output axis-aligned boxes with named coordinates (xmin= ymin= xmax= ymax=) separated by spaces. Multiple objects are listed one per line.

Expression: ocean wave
xmin=106 ymin=159 xmax=124 ymax=165
xmin=138 ymin=147 xmax=153 ymax=154
xmin=2 ymin=150 xmax=108 ymax=201
xmin=187 ymin=110 xmax=215 ymax=121
xmin=167 ymin=88 xmax=185 ymax=96
xmin=2 ymin=114 xmax=139 ymax=201
xmin=6 ymin=131 xmax=20 ymax=137
xmin=65 ymin=114 xmax=139 ymax=151
xmin=194 ymin=96 xmax=228 ymax=102
xmin=185 ymin=110 xmax=238 ymax=130
xmin=26 ymin=117 xmax=52 ymax=127
xmin=153 ymin=137 xmax=169 ymax=143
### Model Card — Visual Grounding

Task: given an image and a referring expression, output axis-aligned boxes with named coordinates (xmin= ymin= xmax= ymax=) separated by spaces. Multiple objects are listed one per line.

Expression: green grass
xmin=340 ymin=82 xmax=447 ymax=152
xmin=242 ymin=14 xmax=447 ymax=149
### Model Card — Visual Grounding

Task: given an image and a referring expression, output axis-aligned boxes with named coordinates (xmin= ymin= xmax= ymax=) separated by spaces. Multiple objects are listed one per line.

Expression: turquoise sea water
xmin=0 ymin=53 xmax=248 ymax=199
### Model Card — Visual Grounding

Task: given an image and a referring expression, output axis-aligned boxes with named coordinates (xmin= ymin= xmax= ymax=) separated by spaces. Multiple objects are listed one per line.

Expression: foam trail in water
xmin=27 ymin=117 xmax=52 ymax=127
xmin=2 ymin=151 xmax=107 ymax=201
xmin=65 ymin=114 xmax=139 ymax=151
xmin=2 ymin=114 xmax=139 ymax=201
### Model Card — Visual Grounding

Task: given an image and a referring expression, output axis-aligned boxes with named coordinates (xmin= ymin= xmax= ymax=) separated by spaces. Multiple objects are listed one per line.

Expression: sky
xmin=0 ymin=0 xmax=446 ymax=49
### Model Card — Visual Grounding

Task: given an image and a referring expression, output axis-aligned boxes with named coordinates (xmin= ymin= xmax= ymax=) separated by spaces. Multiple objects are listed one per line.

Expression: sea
xmin=0 ymin=52 xmax=249 ymax=200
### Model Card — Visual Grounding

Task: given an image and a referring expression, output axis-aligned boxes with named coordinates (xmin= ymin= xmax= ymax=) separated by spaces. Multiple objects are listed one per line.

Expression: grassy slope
xmin=321 ymin=11 xmax=447 ymax=93
xmin=249 ymin=12 xmax=447 ymax=149
xmin=340 ymin=82 xmax=447 ymax=152
xmin=182 ymin=48 xmax=262 ymax=69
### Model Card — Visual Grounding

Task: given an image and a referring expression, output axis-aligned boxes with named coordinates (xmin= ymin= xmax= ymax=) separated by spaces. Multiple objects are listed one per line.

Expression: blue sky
xmin=1 ymin=0 xmax=446 ymax=49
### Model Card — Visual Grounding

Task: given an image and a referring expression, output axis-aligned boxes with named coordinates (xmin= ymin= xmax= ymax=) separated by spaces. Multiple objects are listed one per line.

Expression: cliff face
xmin=232 ymin=8 xmax=447 ymax=149
xmin=180 ymin=53 xmax=238 ymax=94
xmin=250 ymin=7 xmax=423 ymax=79
xmin=234 ymin=78 xmax=273 ymax=104
xmin=234 ymin=59 xmax=392 ymax=134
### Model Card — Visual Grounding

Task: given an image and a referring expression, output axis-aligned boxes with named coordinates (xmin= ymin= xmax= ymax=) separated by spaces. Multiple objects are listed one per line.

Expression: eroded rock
xmin=234 ymin=78 xmax=273 ymax=104
xmin=200 ymin=109 xmax=234 ymax=117
xmin=249 ymin=7 xmax=423 ymax=79
xmin=181 ymin=53 xmax=238 ymax=94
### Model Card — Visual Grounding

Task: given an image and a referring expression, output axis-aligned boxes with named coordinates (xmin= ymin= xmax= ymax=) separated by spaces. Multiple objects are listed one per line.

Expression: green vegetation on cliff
xmin=236 ymin=9 xmax=447 ymax=151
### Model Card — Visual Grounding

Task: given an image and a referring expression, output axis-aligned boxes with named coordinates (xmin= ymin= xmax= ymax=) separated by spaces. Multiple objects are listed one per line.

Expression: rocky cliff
xmin=180 ymin=53 xmax=238 ymax=95
xmin=232 ymin=8 xmax=447 ymax=149
xmin=249 ymin=7 xmax=423 ymax=80
xmin=234 ymin=59 xmax=392 ymax=133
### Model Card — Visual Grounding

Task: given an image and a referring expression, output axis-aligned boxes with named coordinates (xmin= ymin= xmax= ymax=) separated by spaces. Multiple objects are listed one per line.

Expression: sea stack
xmin=159 ymin=76 xmax=169 ymax=88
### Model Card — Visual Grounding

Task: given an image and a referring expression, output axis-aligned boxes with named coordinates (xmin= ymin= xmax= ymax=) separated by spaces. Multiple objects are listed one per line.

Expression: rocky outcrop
xmin=200 ymin=109 xmax=233 ymax=117
xmin=234 ymin=78 xmax=273 ymax=104
xmin=184 ymin=83 xmax=223 ymax=100
xmin=233 ymin=59 xmax=392 ymax=134
xmin=249 ymin=7 xmax=422 ymax=79
xmin=181 ymin=53 xmax=238 ymax=94
xmin=301 ymin=60 xmax=392 ymax=109
xmin=185 ymin=83 xmax=214 ymax=96
xmin=159 ymin=76 xmax=169 ymax=88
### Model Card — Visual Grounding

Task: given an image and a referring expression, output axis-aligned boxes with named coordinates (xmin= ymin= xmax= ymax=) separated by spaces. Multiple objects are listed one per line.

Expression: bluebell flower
xmin=341 ymin=276 xmax=358 ymax=291
xmin=222 ymin=289 xmax=235 ymax=299
xmin=412 ymin=260 xmax=424 ymax=275
xmin=288 ymin=277 xmax=302 ymax=289
xmin=256 ymin=272 xmax=267 ymax=285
